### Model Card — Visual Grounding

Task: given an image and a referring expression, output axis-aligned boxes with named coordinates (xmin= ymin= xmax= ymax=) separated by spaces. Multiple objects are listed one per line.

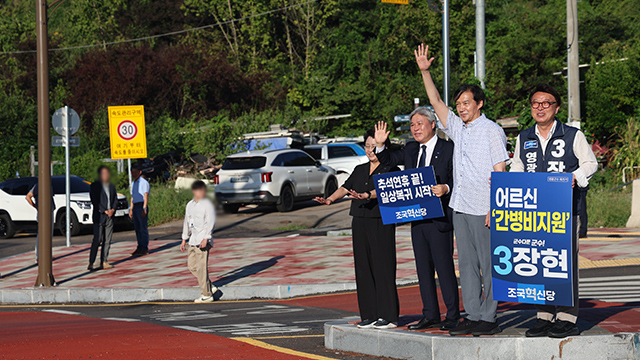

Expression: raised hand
xmin=374 ymin=121 xmax=390 ymax=148
xmin=314 ymin=197 xmax=332 ymax=205
xmin=415 ymin=43 xmax=435 ymax=72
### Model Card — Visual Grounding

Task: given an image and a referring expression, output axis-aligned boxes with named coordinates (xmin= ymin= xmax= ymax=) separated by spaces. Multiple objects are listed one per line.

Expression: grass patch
xmin=272 ymin=224 xmax=309 ymax=231
xmin=587 ymin=187 xmax=632 ymax=228
xmin=147 ymin=184 xmax=193 ymax=227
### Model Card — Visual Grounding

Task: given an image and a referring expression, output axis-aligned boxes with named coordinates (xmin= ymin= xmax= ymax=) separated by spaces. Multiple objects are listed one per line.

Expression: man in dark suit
xmin=374 ymin=107 xmax=460 ymax=330
xmin=89 ymin=166 xmax=118 ymax=270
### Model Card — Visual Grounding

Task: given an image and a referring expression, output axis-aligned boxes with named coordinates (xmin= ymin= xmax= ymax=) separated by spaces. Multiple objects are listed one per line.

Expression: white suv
xmin=303 ymin=143 xmax=369 ymax=185
xmin=214 ymin=149 xmax=338 ymax=213
xmin=0 ymin=176 xmax=130 ymax=238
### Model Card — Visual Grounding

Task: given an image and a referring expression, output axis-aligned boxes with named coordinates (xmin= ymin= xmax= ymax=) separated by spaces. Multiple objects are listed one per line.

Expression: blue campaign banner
xmin=373 ymin=166 xmax=444 ymax=225
xmin=490 ymin=172 xmax=574 ymax=307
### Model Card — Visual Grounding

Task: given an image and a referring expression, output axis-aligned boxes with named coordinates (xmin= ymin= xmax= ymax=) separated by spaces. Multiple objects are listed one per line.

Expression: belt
xmin=133 ymin=202 xmax=144 ymax=206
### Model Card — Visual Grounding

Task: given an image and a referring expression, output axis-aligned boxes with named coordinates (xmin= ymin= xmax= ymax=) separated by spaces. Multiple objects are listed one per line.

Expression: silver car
xmin=214 ymin=149 xmax=338 ymax=213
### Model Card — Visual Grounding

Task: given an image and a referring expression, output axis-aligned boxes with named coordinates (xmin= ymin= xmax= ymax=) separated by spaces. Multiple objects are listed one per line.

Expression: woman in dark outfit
xmin=314 ymin=129 xmax=399 ymax=329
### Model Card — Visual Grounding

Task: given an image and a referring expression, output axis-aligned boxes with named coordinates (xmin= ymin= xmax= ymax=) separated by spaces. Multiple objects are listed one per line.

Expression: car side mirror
xmin=315 ymin=160 xmax=321 ymax=167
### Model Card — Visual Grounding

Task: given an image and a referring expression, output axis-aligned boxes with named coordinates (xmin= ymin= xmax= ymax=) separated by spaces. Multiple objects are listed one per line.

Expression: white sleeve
xmin=509 ymin=135 xmax=524 ymax=172
xmin=572 ymin=131 xmax=598 ymax=188
xmin=181 ymin=204 xmax=191 ymax=241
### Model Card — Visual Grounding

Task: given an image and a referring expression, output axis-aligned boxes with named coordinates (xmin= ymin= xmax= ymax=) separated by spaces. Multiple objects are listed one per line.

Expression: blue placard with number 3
xmin=490 ymin=172 xmax=574 ymax=306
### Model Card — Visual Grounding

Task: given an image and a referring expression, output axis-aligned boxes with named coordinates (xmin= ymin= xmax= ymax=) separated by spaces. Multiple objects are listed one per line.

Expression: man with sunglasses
xmin=511 ymin=83 xmax=597 ymax=338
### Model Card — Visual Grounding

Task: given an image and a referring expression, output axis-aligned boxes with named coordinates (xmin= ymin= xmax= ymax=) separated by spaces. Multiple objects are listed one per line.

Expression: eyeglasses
xmin=530 ymin=101 xmax=557 ymax=109
xmin=363 ymin=144 xmax=377 ymax=150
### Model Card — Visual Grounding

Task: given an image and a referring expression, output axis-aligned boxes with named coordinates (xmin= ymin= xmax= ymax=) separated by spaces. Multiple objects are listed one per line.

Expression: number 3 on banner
xmin=493 ymin=245 xmax=512 ymax=275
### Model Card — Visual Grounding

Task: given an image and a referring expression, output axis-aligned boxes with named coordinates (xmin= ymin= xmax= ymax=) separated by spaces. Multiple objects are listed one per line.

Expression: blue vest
xmin=518 ymin=119 xmax=580 ymax=211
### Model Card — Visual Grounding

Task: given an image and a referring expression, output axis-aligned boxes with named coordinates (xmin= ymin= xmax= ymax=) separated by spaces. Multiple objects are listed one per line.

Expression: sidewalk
xmin=1 ymin=227 xmax=640 ymax=303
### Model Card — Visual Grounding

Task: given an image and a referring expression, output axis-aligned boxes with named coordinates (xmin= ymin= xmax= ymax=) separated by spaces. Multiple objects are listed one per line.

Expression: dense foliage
xmin=0 ymin=0 xmax=638 ymax=181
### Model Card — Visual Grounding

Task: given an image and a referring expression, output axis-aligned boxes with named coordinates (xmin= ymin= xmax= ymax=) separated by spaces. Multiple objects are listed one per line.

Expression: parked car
xmin=0 ymin=176 xmax=130 ymax=239
xmin=214 ymin=149 xmax=338 ymax=213
xmin=303 ymin=143 xmax=369 ymax=185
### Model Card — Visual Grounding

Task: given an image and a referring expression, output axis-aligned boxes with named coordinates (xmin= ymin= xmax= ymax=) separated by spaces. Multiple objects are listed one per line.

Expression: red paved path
xmin=0 ymin=311 xmax=309 ymax=360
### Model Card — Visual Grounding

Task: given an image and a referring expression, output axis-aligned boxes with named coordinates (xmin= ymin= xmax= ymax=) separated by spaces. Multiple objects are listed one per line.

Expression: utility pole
xmin=35 ymin=0 xmax=55 ymax=287
xmin=475 ymin=0 xmax=486 ymax=89
xmin=567 ymin=0 xmax=581 ymax=127
xmin=442 ymin=0 xmax=450 ymax=106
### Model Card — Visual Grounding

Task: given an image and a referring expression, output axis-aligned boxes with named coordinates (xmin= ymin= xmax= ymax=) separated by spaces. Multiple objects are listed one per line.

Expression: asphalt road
xmin=0 ymin=199 xmax=353 ymax=258
xmin=0 ymin=298 xmax=387 ymax=360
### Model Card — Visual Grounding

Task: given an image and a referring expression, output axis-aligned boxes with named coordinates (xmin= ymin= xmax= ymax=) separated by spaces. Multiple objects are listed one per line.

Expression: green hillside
xmin=0 ymin=0 xmax=638 ymax=181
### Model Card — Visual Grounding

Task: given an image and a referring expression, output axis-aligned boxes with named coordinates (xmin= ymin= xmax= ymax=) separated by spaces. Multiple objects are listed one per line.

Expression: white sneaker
xmin=372 ymin=319 xmax=397 ymax=329
xmin=211 ymin=285 xmax=219 ymax=294
xmin=194 ymin=295 xmax=214 ymax=303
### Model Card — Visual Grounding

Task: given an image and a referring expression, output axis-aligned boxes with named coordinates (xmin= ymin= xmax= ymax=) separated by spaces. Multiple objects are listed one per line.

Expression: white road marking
xmin=42 ymin=309 xmax=81 ymax=315
xmin=102 ymin=317 xmax=140 ymax=322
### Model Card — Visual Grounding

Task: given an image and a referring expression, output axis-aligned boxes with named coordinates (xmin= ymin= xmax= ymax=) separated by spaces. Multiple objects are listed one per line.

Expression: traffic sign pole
xmin=64 ymin=106 xmax=71 ymax=247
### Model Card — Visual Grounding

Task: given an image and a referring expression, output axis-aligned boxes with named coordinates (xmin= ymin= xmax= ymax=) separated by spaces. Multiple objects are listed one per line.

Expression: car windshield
xmin=222 ymin=156 xmax=267 ymax=170
xmin=304 ymin=148 xmax=322 ymax=160
xmin=52 ymin=177 xmax=91 ymax=194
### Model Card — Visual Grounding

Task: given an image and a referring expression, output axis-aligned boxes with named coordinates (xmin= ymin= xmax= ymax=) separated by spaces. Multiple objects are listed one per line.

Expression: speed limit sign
xmin=108 ymin=105 xmax=147 ymax=159
xmin=117 ymin=120 xmax=138 ymax=141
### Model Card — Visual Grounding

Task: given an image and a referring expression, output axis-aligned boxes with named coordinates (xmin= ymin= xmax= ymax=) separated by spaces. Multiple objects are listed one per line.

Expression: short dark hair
xmin=529 ymin=83 xmax=562 ymax=108
xmin=131 ymin=165 xmax=141 ymax=172
xmin=191 ymin=180 xmax=207 ymax=191
xmin=97 ymin=165 xmax=110 ymax=175
xmin=364 ymin=128 xmax=391 ymax=149
xmin=453 ymin=84 xmax=486 ymax=109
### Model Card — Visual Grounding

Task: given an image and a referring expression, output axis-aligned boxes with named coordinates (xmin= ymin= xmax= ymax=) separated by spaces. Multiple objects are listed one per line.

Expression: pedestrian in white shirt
xmin=181 ymin=180 xmax=218 ymax=303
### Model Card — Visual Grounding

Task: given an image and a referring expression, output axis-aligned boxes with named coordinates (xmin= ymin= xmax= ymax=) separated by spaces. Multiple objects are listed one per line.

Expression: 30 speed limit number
xmin=117 ymin=120 xmax=138 ymax=141
xmin=108 ymin=105 xmax=147 ymax=159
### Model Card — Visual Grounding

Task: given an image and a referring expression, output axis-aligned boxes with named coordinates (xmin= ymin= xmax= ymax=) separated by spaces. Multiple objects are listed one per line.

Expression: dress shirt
xmin=130 ymin=176 xmax=150 ymax=204
xmin=510 ymin=122 xmax=598 ymax=188
xmin=182 ymin=198 xmax=216 ymax=246
xmin=418 ymin=134 xmax=438 ymax=166
xmin=438 ymin=110 xmax=509 ymax=216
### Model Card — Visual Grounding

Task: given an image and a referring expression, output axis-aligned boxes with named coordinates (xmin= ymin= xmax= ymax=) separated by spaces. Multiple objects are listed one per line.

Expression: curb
xmin=0 ymin=279 xmax=417 ymax=304
xmin=324 ymin=320 xmax=640 ymax=360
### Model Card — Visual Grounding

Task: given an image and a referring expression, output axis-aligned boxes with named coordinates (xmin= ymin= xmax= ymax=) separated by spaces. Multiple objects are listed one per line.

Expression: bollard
xmin=626 ymin=179 xmax=640 ymax=228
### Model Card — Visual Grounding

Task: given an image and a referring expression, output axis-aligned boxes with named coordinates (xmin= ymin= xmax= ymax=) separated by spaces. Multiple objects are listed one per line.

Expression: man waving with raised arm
xmin=415 ymin=44 xmax=509 ymax=336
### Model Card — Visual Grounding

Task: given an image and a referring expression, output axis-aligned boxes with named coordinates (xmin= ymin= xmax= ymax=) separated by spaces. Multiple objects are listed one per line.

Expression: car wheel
xmin=324 ymin=178 xmax=338 ymax=198
xmin=57 ymin=209 xmax=80 ymax=237
xmin=0 ymin=213 xmax=16 ymax=239
xmin=222 ymin=204 xmax=240 ymax=214
xmin=276 ymin=185 xmax=295 ymax=212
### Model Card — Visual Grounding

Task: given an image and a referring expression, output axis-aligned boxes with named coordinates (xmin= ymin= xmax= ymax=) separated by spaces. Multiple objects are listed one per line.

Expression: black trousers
xmin=351 ymin=216 xmax=399 ymax=322
xmin=535 ymin=216 xmax=580 ymax=323
xmin=578 ymin=187 xmax=589 ymax=236
xmin=411 ymin=221 xmax=460 ymax=321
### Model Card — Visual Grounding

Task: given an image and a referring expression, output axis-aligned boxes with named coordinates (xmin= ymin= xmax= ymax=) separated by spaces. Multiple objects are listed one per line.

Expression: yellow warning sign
xmin=108 ymin=105 xmax=147 ymax=160
xmin=381 ymin=0 xmax=408 ymax=4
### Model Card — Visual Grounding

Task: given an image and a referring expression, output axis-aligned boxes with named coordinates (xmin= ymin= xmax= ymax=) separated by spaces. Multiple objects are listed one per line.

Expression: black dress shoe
xmin=471 ymin=320 xmax=502 ymax=336
xmin=525 ymin=319 xmax=554 ymax=337
xmin=449 ymin=319 xmax=479 ymax=336
xmin=408 ymin=318 xmax=441 ymax=330
xmin=548 ymin=320 xmax=579 ymax=338
xmin=440 ymin=318 xmax=460 ymax=330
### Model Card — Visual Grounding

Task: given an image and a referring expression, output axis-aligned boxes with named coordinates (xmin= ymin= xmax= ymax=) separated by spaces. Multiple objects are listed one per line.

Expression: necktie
xmin=418 ymin=145 xmax=427 ymax=168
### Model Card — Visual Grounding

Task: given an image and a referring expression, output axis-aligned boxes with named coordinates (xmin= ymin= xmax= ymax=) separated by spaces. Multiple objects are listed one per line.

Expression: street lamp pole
xmin=35 ymin=0 xmax=55 ymax=287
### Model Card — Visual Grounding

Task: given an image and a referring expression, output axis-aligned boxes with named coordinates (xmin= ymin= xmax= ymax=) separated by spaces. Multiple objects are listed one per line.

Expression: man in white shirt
xmin=511 ymin=84 xmax=597 ymax=338
xmin=129 ymin=166 xmax=150 ymax=256
xmin=181 ymin=180 xmax=218 ymax=303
